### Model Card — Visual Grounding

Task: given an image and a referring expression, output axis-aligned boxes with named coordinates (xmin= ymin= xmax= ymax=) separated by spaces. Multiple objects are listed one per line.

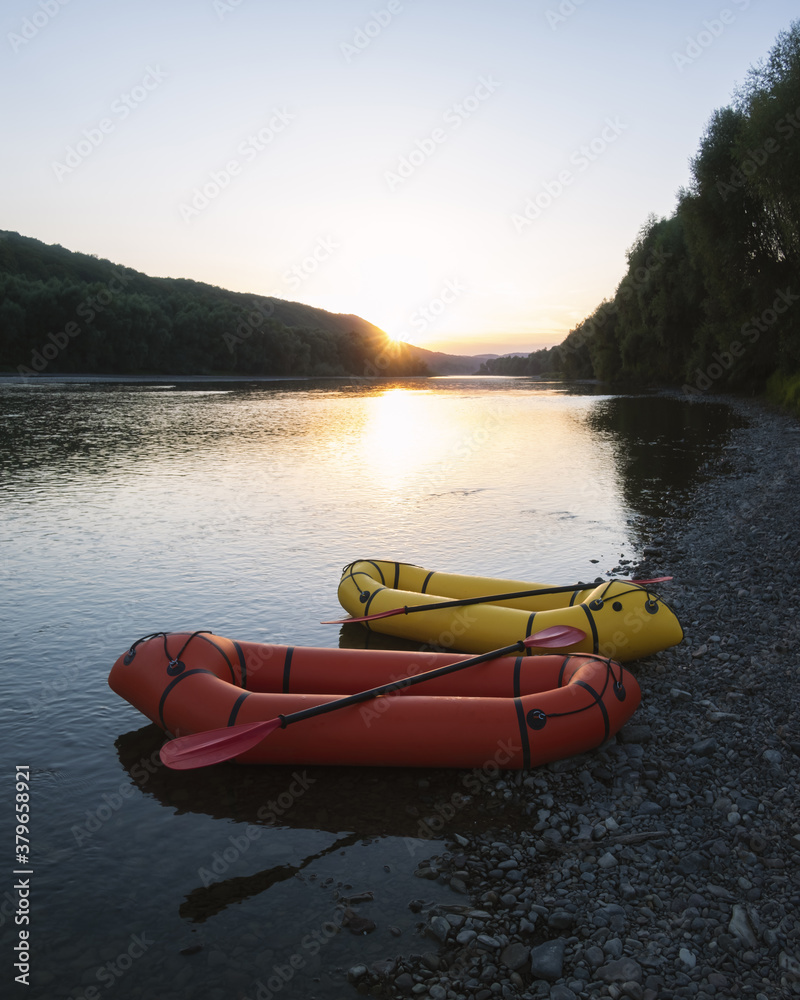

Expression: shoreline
xmin=359 ymin=395 xmax=800 ymax=1000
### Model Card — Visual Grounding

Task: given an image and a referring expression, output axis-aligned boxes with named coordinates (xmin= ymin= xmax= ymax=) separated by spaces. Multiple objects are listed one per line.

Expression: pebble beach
xmin=350 ymin=397 xmax=800 ymax=1000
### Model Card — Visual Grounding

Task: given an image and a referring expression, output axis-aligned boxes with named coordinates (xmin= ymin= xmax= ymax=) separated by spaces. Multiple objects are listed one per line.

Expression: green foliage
xmin=766 ymin=369 xmax=800 ymax=416
xmin=490 ymin=20 xmax=800 ymax=401
xmin=477 ymin=345 xmax=561 ymax=377
xmin=0 ymin=232 xmax=429 ymax=378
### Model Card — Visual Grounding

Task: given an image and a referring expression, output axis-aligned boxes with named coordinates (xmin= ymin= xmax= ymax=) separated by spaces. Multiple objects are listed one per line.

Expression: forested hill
xmin=0 ymin=231 xmax=430 ymax=378
xmin=481 ymin=21 xmax=800 ymax=409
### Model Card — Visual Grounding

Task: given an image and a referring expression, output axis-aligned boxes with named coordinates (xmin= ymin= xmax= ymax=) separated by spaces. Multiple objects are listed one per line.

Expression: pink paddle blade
xmin=160 ymin=718 xmax=282 ymax=770
xmin=523 ymin=625 xmax=585 ymax=648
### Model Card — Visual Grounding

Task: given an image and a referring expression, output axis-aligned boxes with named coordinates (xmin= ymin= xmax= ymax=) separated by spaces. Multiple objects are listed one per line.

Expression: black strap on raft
xmin=522 ymin=654 xmax=628 ymax=735
xmin=122 ymin=630 xmax=213 ymax=671
xmin=342 ymin=564 xmax=595 ymax=610
xmin=586 ymin=582 xmax=663 ymax=615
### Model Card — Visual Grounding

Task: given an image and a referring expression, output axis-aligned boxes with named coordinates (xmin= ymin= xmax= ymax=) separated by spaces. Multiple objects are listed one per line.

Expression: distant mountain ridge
xmin=0 ymin=231 xmax=490 ymax=378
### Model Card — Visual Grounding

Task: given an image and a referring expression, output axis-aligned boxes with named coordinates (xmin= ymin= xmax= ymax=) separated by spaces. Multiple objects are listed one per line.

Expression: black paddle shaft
xmin=278 ymin=638 xmax=530 ymax=728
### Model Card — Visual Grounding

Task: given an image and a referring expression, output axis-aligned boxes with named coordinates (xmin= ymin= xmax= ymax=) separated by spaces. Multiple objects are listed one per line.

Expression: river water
xmin=0 ymin=377 xmax=744 ymax=999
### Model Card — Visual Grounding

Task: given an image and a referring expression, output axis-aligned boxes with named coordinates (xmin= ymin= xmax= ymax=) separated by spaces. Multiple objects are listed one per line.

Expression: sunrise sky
xmin=3 ymin=0 xmax=797 ymax=355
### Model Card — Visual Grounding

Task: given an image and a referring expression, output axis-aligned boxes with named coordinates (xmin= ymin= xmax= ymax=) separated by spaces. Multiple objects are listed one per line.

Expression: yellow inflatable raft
xmin=335 ymin=560 xmax=683 ymax=662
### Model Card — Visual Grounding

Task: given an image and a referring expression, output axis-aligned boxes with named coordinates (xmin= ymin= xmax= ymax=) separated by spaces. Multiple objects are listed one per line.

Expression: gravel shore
xmin=352 ymin=398 xmax=800 ymax=1000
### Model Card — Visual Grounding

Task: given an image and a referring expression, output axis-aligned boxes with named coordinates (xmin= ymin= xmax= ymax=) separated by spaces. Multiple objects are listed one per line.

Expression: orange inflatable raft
xmin=108 ymin=631 xmax=641 ymax=769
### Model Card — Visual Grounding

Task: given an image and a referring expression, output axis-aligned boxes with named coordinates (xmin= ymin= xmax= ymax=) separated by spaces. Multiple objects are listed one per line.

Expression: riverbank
xmin=357 ymin=396 xmax=800 ymax=1000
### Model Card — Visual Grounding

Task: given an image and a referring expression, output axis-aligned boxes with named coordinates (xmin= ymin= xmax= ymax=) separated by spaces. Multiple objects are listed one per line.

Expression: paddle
xmin=323 ymin=577 xmax=673 ymax=625
xmin=159 ymin=625 xmax=586 ymax=770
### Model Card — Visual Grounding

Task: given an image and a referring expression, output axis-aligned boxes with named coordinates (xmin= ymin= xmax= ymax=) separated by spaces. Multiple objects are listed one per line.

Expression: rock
xmin=691 ymin=738 xmax=717 ymax=757
xmin=779 ymin=951 xmax=800 ymax=981
xmin=679 ymin=948 xmax=696 ymax=969
xmin=621 ymin=984 xmax=644 ymax=1000
xmin=586 ymin=945 xmax=605 ymax=969
xmin=344 ymin=891 xmax=374 ymax=905
xmin=598 ymin=958 xmax=643 ymax=984
xmin=530 ymin=939 xmax=566 ymax=981
xmin=675 ymin=852 xmax=707 ymax=876
xmin=456 ymin=929 xmax=477 ymax=946
xmin=428 ymin=916 xmax=450 ymax=943
xmin=347 ymin=964 xmax=368 ymax=982
xmin=619 ymin=725 xmax=652 ymax=744
xmin=342 ymin=913 xmax=376 ymax=934
xmin=547 ymin=909 xmax=576 ymax=930
xmin=500 ymin=942 xmax=530 ymax=970
xmin=549 ymin=987 xmax=578 ymax=1000
xmin=729 ymin=904 xmax=758 ymax=948
xmin=395 ymin=972 xmax=414 ymax=994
